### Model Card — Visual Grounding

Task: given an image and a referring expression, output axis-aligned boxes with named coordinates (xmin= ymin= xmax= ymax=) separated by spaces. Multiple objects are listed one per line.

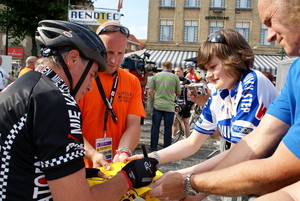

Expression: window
xmin=236 ymin=21 xmax=250 ymax=42
xmin=211 ymin=0 xmax=225 ymax=8
xmin=236 ymin=0 xmax=251 ymax=8
xmin=160 ymin=19 xmax=173 ymax=42
xmin=185 ymin=0 xmax=199 ymax=7
xmin=209 ymin=21 xmax=224 ymax=33
xmin=131 ymin=44 xmax=137 ymax=51
xmin=260 ymin=24 xmax=274 ymax=46
xmin=184 ymin=20 xmax=198 ymax=42
xmin=161 ymin=0 xmax=174 ymax=7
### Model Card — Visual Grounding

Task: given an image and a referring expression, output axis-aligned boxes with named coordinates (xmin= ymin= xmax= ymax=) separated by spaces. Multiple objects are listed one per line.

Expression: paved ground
xmin=133 ymin=115 xmax=222 ymax=201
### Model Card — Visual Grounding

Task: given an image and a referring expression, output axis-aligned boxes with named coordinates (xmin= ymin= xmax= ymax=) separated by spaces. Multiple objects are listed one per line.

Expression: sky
xmin=93 ymin=0 xmax=149 ymax=39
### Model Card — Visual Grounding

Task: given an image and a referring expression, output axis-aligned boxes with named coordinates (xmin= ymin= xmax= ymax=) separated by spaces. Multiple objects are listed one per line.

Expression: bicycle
xmin=189 ymin=104 xmax=203 ymax=134
xmin=158 ymin=104 xmax=185 ymax=147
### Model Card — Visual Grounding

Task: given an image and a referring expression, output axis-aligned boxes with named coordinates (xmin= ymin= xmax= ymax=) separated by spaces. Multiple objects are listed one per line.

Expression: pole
xmin=5 ymin=7 xmax=8 ymax=55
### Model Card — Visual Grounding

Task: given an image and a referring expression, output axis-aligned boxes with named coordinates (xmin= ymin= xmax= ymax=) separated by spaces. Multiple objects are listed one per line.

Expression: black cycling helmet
xmin=36 ymin=20 xmax=107 ymax=72
xmin=35 ymin=20 xmax=107 ymax=97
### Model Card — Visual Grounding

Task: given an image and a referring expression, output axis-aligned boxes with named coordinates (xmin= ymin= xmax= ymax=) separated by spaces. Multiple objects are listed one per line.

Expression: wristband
xmin=121 ymin=150 xmax=131 ymax=156
xmin=116 ymin=147 xmax=132 ymax=156
xmin=151 ymin=151 xmax=160 ymax=164
xmin=119 ymin=170 xmax=133 ymax=191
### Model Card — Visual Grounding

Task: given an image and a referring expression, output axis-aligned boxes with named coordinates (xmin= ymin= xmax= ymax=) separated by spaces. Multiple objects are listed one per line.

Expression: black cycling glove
xmin=85 ymin=168 xmax=100 ymax=178
xmin=121 ymin=157 xmax=158 ymax=188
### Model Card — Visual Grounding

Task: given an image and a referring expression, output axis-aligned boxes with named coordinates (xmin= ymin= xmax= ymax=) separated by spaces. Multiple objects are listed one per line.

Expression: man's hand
xmin=91 ymin=152 xmax=110 ymax=170
xmin=149 ymin=172 xmax=186 ymax=201
xmin=121 ymin=157 xmax=158 ymax=188
xmin=113 ymin=152 xmax=130 ymax=163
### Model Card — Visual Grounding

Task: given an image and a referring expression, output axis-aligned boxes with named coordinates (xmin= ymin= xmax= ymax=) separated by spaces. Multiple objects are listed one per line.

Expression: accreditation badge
xmin=96 ymin=138 xmax=113 ymax=163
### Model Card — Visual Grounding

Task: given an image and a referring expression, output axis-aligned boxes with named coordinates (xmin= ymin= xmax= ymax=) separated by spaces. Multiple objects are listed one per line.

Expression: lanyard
xmin=95 ymin=73 xmax=118 ymax=138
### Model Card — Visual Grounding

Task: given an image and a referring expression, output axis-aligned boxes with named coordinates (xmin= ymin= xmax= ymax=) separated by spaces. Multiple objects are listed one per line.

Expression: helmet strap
xmin=72 ymin=59 xmax=94 ymax=96
xmin=57 ymin=54 xmax=74 ymax=96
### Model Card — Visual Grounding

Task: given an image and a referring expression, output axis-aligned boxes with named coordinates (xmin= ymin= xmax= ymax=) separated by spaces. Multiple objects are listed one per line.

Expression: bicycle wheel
xmin=158 ymin=116 xmax=184 ymax=147
xmin=189 ymin=106 xmax=202 ymax=134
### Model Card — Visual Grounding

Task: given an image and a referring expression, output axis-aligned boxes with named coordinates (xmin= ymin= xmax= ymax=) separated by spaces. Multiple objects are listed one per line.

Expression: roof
xmin=125 ymin=49 xmax=290 ymax=75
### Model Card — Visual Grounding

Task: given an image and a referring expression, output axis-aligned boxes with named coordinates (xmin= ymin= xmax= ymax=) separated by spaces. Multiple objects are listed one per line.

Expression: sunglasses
xmin=97 ymin=25 xmax=130 ymax=38
xmin=207 ymin=33 xmax=225 ymax=43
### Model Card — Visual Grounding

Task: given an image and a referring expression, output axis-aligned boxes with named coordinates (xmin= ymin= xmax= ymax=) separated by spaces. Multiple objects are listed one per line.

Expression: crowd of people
xmin=0 ymin=0 xmax=300 ymax=200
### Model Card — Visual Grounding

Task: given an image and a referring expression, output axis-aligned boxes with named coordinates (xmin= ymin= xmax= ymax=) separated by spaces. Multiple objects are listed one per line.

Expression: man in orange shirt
xmin=18 ymin=56 xmax=37 ymax=77
xmin=78 ymin=21 xmax=145 ymax=169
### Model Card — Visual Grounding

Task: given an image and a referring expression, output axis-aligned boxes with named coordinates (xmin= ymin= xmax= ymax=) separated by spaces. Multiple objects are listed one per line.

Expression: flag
xmin=118 ymin=0 xmax=123 ymax=9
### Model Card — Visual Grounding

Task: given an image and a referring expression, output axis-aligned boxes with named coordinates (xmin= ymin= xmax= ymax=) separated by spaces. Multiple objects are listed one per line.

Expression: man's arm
xmin=213 ymin=114 xmax=289 ymax=170
xmin=113 ymin=114 xmax=141 ymax=163
xmin=7 ymin=75 xmax=15 ymax=82
xmin=148 ymin=88 xmax=154 ymax=101
xmin=49 ymin=156 xmax=159 ymax=200
xmin=49 ymin=168 xmax=129 ymax=200
xmin=255 ymin=179 xmax=300 ymax=201
xmin=149 ymin=114 xmax=295 ymax=200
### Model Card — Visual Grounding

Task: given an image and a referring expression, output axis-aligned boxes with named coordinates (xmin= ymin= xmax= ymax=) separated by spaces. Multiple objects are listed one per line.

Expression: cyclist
xmin=173 ymin=66 xmax=194 ymax=138
xmin=185 ymin=61 xmax=204 ymax=83
xmin=0 ymin=20 xmax=158 ymax=200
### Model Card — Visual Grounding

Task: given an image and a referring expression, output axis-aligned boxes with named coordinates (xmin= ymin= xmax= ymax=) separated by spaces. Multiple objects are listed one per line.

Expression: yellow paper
xmin=87 ymin=162 xmax=163 ymax=201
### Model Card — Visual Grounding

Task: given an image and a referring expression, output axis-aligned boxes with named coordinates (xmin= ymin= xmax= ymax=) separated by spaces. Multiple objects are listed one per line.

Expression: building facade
xmin=146 ymin=0 xmax=283 ymax=55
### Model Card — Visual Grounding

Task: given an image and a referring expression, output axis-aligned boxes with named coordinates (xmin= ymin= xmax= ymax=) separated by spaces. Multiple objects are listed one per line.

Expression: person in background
xmin=146 ymin=0 xmax=300 ymax=200
xmin=0 ymin=55 xmax=15 ymax=91
xmin=173 ymin=66 xmax=193 ymax=138
xmin=18 ymin=56 xmax=38 ymax=77
xmin=0 ymin=19 xmax=158 ymax=200
xmin=185 ymin=61 xmax=204 ymax=83
xmin=78 ymin=21 xmax=145 ymax=169
xmin=148 ymin=61 xmax=181 ymax=151
xmin=122 ymin=54 xmax=152 ymax=125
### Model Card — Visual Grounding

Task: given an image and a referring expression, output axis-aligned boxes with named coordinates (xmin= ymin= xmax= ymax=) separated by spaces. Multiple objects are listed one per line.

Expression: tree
xmin=0 ymin=0 xmax=92 ymax=56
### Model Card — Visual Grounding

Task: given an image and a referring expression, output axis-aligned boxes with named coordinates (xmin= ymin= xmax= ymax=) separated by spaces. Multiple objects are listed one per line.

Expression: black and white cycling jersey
xmin=0 ymin=66 xmax=85 ymax=200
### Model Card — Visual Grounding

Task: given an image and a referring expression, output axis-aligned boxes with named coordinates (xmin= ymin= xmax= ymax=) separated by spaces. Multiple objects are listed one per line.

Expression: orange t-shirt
xmin=78 ymin=68 xmax=146 ymax=167
xmin=18 ymin=67 xmax=33 ymax=77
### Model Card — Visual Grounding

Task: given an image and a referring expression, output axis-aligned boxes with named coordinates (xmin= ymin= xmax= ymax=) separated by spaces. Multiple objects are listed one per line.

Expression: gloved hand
xmin=85 ymin=168 xmax=100 ymax=178
xmin=120 ymin=157 xmax=158 ymax=188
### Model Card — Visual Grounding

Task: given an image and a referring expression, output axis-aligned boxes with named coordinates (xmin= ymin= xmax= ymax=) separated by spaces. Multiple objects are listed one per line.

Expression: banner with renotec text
xmin=68 ymin=9 xmax=120 ymax=25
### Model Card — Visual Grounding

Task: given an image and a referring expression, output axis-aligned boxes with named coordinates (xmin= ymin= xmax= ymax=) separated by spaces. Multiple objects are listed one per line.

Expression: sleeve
xmin=0 ymin=67 xmax=9 ymax=79
xmin=267 ymin=60 xmax=298 ymax=125
xmin=127 ymin=75 xmax=146 ymax=117
xmin=193 ymin=95 xmax=217 ymax=135
xmin=175 ymin=77 xmax=181 ymax=91
xmin=32 ymin=85 xmax=84 ymax=180
xmin=196 ymin=72 xmax=204 ymax=82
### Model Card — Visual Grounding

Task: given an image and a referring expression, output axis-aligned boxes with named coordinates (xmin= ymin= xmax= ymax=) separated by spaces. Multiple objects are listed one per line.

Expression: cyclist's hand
xmin=126 ymin=154 xmax=144 ymax=161
xmin=121 ymin=157 xmax=158 ymax=188
xmin=91 ymin=152 xmax=110 ymax=170
xmin=85 ymin=168 xmax=108 ymax=179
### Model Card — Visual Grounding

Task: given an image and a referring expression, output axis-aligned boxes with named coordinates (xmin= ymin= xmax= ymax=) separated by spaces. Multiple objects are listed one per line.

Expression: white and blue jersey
xmin=194 ymin=69 xmax=278 ymax=143
xmin=267 ymin=58 xmax=300 ymax=158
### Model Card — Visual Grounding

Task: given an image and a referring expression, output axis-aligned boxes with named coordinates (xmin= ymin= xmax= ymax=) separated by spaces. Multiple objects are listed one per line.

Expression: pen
xmin=141 ymin=144 xmax=148 ymax=158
